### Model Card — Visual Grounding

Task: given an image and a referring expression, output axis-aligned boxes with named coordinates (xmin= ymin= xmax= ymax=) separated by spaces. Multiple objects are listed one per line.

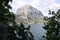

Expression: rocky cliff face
xmin=15 ymin=4 xmax=44 ymax=24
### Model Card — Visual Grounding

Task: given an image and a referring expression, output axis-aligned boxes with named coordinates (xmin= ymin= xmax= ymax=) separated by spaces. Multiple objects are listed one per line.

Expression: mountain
xmin=15 ymin=4 xmax=45 ymax=24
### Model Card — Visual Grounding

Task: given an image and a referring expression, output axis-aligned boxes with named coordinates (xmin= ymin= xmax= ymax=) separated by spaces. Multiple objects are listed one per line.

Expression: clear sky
xmin=56 ymin=0 xmax=60 ymax=4
xmin=9 ymin=0 xmax=60 ymax=16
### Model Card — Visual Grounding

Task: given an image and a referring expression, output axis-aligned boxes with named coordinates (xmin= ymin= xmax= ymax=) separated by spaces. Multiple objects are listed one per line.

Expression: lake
xmin=25 ymin=24 xmax=46 ymax=40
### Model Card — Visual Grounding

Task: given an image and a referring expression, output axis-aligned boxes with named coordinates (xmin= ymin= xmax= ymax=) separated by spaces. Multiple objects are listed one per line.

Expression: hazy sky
xmin=9 ymin=0 xmax=60 ymax=16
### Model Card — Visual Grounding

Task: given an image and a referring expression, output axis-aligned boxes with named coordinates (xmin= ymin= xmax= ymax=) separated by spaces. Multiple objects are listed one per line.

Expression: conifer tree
xmin=0 ymin=0 xmax=14 ymax=40
xmin=16 ymin=23 xmax=34 ymax=40
xmin=43 ymin=9 xmax=60 ymax=40
xmin=0 ymin=0 xmax=34 ymax=40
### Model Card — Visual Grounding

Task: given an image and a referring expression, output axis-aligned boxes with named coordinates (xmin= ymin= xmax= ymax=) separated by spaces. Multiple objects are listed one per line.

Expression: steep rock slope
xmin=15 ymin=5 xmax=44 ymax=24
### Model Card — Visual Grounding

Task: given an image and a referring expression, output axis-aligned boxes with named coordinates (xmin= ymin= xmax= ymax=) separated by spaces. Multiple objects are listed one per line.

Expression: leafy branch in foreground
xmin=42 ymin=9 xmax=60 ymax=40
xmin=7 ymin=23 xmax=34 ymax=40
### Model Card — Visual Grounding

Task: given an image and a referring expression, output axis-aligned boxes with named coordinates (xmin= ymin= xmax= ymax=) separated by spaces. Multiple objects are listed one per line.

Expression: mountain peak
xmin=16 ymin=4 xmax=44 ymax=24
xmin=20 ymin=4 xmax=33 ymax=9
xmin=24 ymin=4 xmax=31 ymax=6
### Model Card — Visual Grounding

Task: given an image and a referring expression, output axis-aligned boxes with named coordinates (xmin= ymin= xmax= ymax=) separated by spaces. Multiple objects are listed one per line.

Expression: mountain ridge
xmin=15 ymin=4 xmax=45 ymax=24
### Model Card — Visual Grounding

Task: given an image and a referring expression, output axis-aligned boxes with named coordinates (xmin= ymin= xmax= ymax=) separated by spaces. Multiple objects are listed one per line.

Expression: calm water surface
xmin=25 ymin=24 xmax=46 ymax=40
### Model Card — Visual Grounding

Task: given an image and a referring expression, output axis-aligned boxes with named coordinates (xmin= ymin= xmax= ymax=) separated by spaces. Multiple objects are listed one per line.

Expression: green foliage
xmin=0 ymin=0 xmax=34 ymax=40
xmin=48 ymin=10 xmax=55 ymax=15
xmin=17 ymin=23 xmax=34 ymax=40
xmin=7 ymin=23 xmax=34 ymax=40
xmin=0 ymin=0 xmax=14 ymax=40
xmin=7 ymin=25 xmax=18 ymax=40
xmin=0 ymin=0 xmax=12 ymax=13
xmin=44 ymin=16 xmax=49 ymax=21
xmin=43 ymin=9 xmax=60 ymax=40
xmin=0 ymin=0 xmax=13 ymax=22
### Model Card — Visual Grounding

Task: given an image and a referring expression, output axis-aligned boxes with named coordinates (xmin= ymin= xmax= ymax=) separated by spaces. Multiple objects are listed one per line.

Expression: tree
xmin=16 ymin=23 xmax=34 ymax=40
xmin=44 ymin=16 xmax=49 ymax=21
xmin=7 ymin=23 xmax=34 ymax=40
xmin=7 ymin=23 xmax=18 ymax=40
xmin=43 ymin=9 xmax=60 ymax=40
xmin=0 ymin=0 xmax=15 ymax=40
xmin=0 ymin=0 xmax=12 ymax=21
xmin=0 ymin=0 xmax=34 ymax=40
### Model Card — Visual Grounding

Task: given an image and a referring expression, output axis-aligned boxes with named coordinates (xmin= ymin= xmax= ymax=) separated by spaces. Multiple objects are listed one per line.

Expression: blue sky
xmin=56 ymin=0 xmax=60 ymax=4
xmin=9 ymin=0 xmax=60 ymax=16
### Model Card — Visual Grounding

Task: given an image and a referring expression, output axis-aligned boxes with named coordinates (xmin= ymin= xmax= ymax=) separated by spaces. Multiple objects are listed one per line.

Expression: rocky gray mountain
xmin=15 ymin=4 xmax=45 ymax=24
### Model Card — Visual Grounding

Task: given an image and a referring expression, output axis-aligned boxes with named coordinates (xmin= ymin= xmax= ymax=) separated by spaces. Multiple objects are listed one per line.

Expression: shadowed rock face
xmin=15 ymin=4 xmax=44 ymax=24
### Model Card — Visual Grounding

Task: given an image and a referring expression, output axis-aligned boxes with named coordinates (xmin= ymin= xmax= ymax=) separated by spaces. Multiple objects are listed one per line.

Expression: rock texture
xmin=15 ymin=4 xmax=45 ymax=24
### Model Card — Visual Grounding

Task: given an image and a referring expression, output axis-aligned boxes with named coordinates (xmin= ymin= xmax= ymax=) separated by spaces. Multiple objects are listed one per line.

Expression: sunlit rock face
xmin=15 ymin=4 xmax=44 ymax=24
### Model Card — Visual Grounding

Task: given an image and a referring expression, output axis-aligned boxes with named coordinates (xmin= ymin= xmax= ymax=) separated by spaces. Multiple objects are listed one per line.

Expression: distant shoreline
xmin=16 ymin=20 xmax=47 ymax=25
